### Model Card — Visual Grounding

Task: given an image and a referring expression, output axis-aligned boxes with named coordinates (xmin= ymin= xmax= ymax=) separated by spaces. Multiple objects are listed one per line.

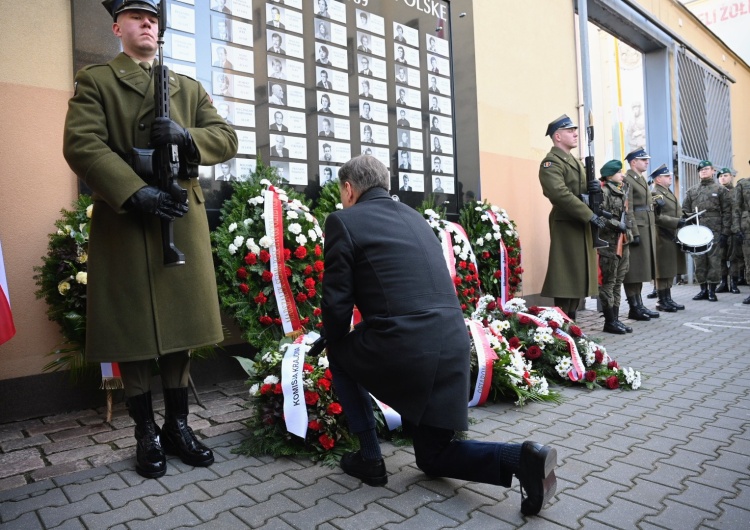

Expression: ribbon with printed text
xmin=281 ymin=334 xmax=308 ymax=438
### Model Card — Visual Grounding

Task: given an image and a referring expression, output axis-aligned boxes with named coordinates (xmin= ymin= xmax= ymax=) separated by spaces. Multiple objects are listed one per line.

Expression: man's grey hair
xmin=339 ymin=155 xmax=389 ymax=194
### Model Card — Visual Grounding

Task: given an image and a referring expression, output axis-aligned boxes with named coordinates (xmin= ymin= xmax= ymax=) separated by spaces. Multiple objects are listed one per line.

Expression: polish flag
xmin=0 ymin=240 xmax=17 ymax=345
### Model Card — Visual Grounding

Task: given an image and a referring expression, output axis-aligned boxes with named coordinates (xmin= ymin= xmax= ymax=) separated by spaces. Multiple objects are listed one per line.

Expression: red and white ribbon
xmin=449 ymin=222 xmax=480 ymax=274
xmin=467 ymin=320 xmax=498 ymax=407
xmin=100 ymin=362 xmax=123 ymax=390
xmin=438 ymin=225 xmax=457 ymax=281
xmin=552 ymin=328 xmax=586 ymax=382
xmin=281 ymin=334 xmax=308 ymax=438
xmin=264 ymin=186 xmax=302 ymax=335
xmin=486 ymin=211 xmax=510 ymax=306
xmin=371 ymin=395 xmax=402 ymax=430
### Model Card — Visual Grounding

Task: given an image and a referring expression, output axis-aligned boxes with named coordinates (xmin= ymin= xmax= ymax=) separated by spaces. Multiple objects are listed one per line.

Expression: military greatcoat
xmin=624 ymin=169 xmax=657 ymax=282
xmin=538 ymin=147 xmax=598 ymax=299
xmin=653 ymin=183 xmax=687 ymax=279
xmin=732 ymin=178 xmax=750 ymax=278
xmin=63 ymin=53 xmax=238 ymax=362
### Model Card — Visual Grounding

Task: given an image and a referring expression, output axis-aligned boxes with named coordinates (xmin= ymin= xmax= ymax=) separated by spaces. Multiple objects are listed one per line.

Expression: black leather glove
xmin=608 ymin=219 xmax=627 ymax=233
xmin=125 ymin=186 xmax=189 ymax=220
xmin=308 ymin=336 xmax=327 ymax=357
xmin=590 ymin=214 xmax=607 ymax=230
xmin=736 ymin=232 xmax=745 ymax=244
xmin=653 ymin=198 xmax=665 ymax=216
xmin=719 ymin=234 xmax=729 ymax=248
xmin=677 ymin=218 xmax=687 ymax=229
xmin=631 ymin=235 xmax=641 ymax=247
xmin=587 ymin=180 xmax=601 ymax=195
xmin=151 ymin=117 xmax=193 ymax=149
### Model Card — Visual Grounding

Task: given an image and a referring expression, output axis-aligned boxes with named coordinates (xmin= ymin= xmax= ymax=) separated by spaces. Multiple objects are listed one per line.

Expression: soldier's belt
xmin=634 ymin=205 xmax=653 ymax=212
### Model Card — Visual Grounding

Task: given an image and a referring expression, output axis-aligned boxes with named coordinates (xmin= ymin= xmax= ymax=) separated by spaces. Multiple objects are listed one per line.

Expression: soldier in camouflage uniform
xmin=732 ymin=174 xmax=750 ymax=304
xmin=682 ymin=161 xmax=732 ymax=301
xmin=716 ymin=168 xmax=742 ymax=294
xmin=596 ymin=160 xmax=632 ymax=334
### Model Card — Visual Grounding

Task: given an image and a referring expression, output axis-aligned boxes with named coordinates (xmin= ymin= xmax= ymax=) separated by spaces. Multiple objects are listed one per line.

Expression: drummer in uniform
xmin=682 ymin=160 xmax=732 ymax=301
xmin=651 ymin=164 xmax=687 ymax=311
xmin=715 ymin=168 xmax=742 ymax=295
xmin=732 ymin=170 xmax=750 ymax=304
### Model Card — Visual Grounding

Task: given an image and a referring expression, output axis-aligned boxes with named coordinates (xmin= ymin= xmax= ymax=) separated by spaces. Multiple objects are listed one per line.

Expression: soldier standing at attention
xmin=63 ymin=0 xmax=238 ymax=479
xmin=539 ymin=115 xmax=601 ymax=321
xmin=597 ymin=160 xmax=633 ymax=334
xmin=651 ymin=164 xmax=687 ymax=311
xmin=623 ymin=147 xmax=660 ymax=321
xmin=732 ymin=170 xmax=750 ymax=304
xmin=682 ymin=161 xmax=732 ymax=302
xmin=715 ymin=168 xmax=742 ymax=295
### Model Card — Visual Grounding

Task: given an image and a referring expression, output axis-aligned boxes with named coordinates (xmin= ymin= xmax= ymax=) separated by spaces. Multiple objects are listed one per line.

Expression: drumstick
xmin=685 ymin=209 xmax=706 ymax=222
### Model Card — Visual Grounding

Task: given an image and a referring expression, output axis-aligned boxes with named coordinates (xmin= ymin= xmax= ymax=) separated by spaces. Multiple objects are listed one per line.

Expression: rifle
xmin=153 ymin=0 xmax=187 ymax=266
xmin=584 ymin=111 xmax=608 ymax=248
xmin=616 ymin=184 xmax=629 ymax=258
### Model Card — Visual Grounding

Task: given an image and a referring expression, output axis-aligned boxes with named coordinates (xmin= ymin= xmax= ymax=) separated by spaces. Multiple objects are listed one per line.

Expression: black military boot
xmin=656 ymin=290 xmax=678 ymax=312
xmin=646 ymin=287 xmax=658 ymax=299
xmin=161 ymin=388 xmax=214 ymax=467
xmin=730 ymin=276 xmax=741 ymax=294
xmin=613 ymin=307 xmax=633 ymax=333
xmin=743 ymin=294 xmax=750 ymax=304
xmin=738 ymin=272 xmax=748 ymax=286
xmin=637 ymin=293 xmax=660 ymax=318
xmin=707 ymin=283 xmax=718 ymax=302
xmin=665 ymin=288 xmax=685 ymax=310
xmin=127 ymin=392 xmax=167 ymax=479
xmin=602 ymin=307 xmax=626 ymax=334
xmin=627 ymin=296 xmax=650 ymax=321
xmin=693 ymin=284 xmax=709 ymax=300
xmin=715 ymin=276 xmax=729 ymax=293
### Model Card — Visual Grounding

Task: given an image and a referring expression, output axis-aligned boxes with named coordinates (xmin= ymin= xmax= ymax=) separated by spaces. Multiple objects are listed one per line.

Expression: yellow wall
xmin=0 ymin=0 xmax=78 ymax=379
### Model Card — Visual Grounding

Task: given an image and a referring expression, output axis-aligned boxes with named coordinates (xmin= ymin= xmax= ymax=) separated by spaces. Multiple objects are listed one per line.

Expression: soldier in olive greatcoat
xmin=732 ymin=174 xmax=750 ymax=304
xmin=682 ymin=161 xmax=732 ymax=301
xmin=63 ymin=0 xmax=238 ymax=479
xmin=539 ymin=115 xmax=600 ymax=321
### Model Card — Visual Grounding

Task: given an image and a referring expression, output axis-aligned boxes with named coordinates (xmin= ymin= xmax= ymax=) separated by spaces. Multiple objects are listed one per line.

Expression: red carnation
xmin=253 ymin=292 xmax=267 ymax=305
xmin=318 ymin=272 xmax=324 ymax=281
xmin=261 ymin=270 xmax=273 ymax=282
xmin=239 ymin=283 xmax=249 ymax=294
xmin=317 ymin=378 xmax=331 ymax=391
xmin=526 ymin=345 xmax=542 ymax=360
xmin=461 ymin=304 xmax=467 ymax=310
xmin=508 ymin=337 xmax=521 ymax=349
xmin=284 ymin=266 xmax=292 ymax=277
xmin=295 ymin=246 xmax=307 ymax=259
xmin=462 ymin=289 xmax=470 ymax=297
xmin=509 ymin=258 xmax=518 ymax=266
xmin=585 ymin=370 xmax=597 ymax=382
xmin=313 ymin=307 xmax=322 ymax=316
xmin=514 ymin=267 xmax=524 ymax=275
xmin=608 ymin=360 xmax=619 ymax=369
xmin=301 ymin=317 xmax=310 ymax=325
xmin=529 ymin=306 xmax=542 ymax=314
xmin=296 ymin=293 xmax=308 ymax=303
xmin=606 ymin=376 xmax=620 ymax=389
xmin=482 ymin=251 xmax=491 ymax=259
xmin=319 ymin=434 xmax=335 ymax=450
xmin=493 ymin=270 xmax=502 ymax=279
xmin=549 ymin=321 xmax=559 ymax=329
xmin=458 ymin=261 xmax=467 ymax=269
xmin=487 ymin=301 xmax=496 ymax=311
xmin=244 ymin=253 xmax=257 ymax=265
xmin=314 ymin=244 xmax=322 ymax=256
xmin=304 ymin=278 xmax=316 ymax=289
xmin=273 ymin=318 xmax=282 ymax=326
xmin=303 ymin=363 xmax=314 ymax=373
xmin=307 ymin=289 xmax=317 ymax=299
xmin=314 ymin=260 xmax=325 ymax=272
xmin=273 ymin=384 xmax=283 ymax=394
xmin=304 ymin=391 xmax=319 ymax=405
xmin=468 ymin=263 xmax=476 ymax=273
xmin=324 ymin=369 xmax=333 ymax=380
xmin=326 ymin=402 xmax=343 ymax=415
xmin=569 ymin=325 xmax=583 ymax=337
xmin=259 ymin=316 xmax=273 ymax=326
xmin=237 ymin=267 xmax=248 ymax=279
xmin=308 ymin=420 xmax=323 ymax=431
xmin=518 ymin=315 xmax=531 ymax=325
xmin=304 ymin=265 xmax=313 ymax=275
xmin=260 ymin=250 xmax=271 ymax=263
xmin=453 ymin=277 xmax=462 ymax=286
xmin=260 ymin=384 xmax=272 ymax=395
xmin=594 ymin=349 xmax=604 ymax=364
xmin=283 ymin=248 xmax=291 ymax=260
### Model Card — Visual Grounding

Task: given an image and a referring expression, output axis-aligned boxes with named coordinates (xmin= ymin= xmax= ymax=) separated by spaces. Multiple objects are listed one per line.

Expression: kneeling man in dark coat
xmin=320 ymin=155 xmax=558 ymax=516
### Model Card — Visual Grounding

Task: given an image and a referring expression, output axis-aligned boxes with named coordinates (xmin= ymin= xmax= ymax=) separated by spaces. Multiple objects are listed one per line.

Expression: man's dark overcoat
xmin=322 ymin=187 xmax=470 ymax=432
xmin=63 ymin=53 xmax=238 ymax=362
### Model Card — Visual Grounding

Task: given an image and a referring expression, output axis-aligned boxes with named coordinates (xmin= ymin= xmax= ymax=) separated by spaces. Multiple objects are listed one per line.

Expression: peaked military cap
xmin=102 ymin=0 xmax=158 ymax=21
xmin=545 ymin=114 xmax=577 ymax=137
xmin=625 ymin=147 xmax=650 ymax=162
xmin=717 ymin=167 xmax=732 ymax=176
xmin=697 ymin=160 xmax=713 ymax=170
xmin=649 ymin=164 xmax=672 ymax=179
xmin=599 ymin=159 xmax=623 ymax=179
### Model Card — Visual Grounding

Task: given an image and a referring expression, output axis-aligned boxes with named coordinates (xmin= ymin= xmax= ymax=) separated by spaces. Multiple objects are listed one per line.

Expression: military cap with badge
xmin=545 ymin=114 xmax=578 ymax=137
xmin=102 ymin=0 xmax=158 ymax=20
xmin=625 ymin=147 xmax=650 ymax=163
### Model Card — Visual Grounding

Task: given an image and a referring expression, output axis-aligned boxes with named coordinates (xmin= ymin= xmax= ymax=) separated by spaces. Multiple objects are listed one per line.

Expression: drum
xmin=676 ymin=225 xmax=714 ymax=255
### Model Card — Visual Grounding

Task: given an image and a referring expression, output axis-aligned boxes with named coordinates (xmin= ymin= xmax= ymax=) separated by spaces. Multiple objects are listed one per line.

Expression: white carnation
xmin=287 ymin=211 xmax=299 ymax=220
xmin=476 ymin=237 xmax=484 ymax=246
xmin=233 ymin=235 xmax=244 ymax=247
xmin=318 ymin=356 xmax=329 ymax=368
xmin=263 ymin=375 xmax=279 ymax=385
xmin=228 ymin=243 xmax=238 ymax=255
xmin=249 ymin=384 xmax=260 ymax=396
xmin=288 ymin=223 xmax=302 ymax=235
xmin=228 ymin=222 xmax=238 ymax=233
xmin=296 ymin=234 xmax=308 ymax=246
xmin=259 ymin=236 xmax=272 ymax=248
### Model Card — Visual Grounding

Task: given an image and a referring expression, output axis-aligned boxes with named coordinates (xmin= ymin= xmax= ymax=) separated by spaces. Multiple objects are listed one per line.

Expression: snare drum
xmin=676 ymin=225 xmax=714 ymax=255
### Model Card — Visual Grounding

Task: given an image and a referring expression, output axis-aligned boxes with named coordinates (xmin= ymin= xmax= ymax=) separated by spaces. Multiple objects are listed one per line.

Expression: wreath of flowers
xmin=33 ymin=195 xmax=95 ymax=380
xmin=473 ymin=296 xmax=642 ymax=390
xmin=312 ymin=179 xmax=343 ymax=224
xmin=423 ymin=209 xmax=482 ymax=316
xmin=212 ymin=166 xmax=325 ymax=353
xmin=459 ymin=201 xmax=523 ymax=300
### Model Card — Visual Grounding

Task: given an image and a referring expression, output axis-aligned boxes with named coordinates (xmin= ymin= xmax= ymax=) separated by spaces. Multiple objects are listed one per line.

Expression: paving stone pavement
xmin=1 ymin=284 xmax=749 ymax=529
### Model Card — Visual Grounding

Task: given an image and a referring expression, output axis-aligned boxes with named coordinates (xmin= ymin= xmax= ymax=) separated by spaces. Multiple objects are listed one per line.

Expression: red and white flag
xmin=0 ymin=240 xmax=17 ymax=345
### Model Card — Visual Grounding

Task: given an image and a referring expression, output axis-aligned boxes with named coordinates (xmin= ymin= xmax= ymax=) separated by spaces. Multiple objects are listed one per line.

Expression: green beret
xmin=717 ymin=167 xmax=732 ymax=177
xmin=698 ymin=160 xmax=713 ymax=170
xmin=599 ymin=160 xmax=622 ymax=179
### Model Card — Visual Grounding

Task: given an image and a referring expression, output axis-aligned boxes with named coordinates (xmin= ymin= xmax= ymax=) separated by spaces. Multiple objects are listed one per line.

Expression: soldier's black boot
xmin=656 ymin=290 xmax=678 ymax=312
xmin=730 ymin=277 xmax=741 ymax=294
xmin=743 ymin=294 xmax=750 ymax=304
xmin=665 ymin=288 xmax=685 ymax=310
xmin=627 ymin=296 xmax=650 ymax=321
xmin=707 ymin=283 xmax=718 ymax=302
xmin=738 ymin=272 xmax=748 ymax=286
xmin=646 ymin=287 xmax=658 ymax=299
xmin=613 ymin=307 xmax=632 ymax=333
xmin=603 ymin=307 xmax=626 ymax=334
xmin=693 ymin=284 xmax=709 ymax=300
xmin=127 ymin=392 xmax=166 ymax=479
xmin=637 ymin=293 xmax=660 ymax=318
xmin=715 ymin=276 xmax=729 ymax=293
xmin=161 ymin=388 xmax=214 ymax=467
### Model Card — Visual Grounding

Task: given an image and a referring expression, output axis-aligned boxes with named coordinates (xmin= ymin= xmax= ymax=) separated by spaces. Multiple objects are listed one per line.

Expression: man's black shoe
xmin=340 ymin=451 xmax=388 ymax=486
xmin=517 ymin=441 xmax=557 ymax=516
